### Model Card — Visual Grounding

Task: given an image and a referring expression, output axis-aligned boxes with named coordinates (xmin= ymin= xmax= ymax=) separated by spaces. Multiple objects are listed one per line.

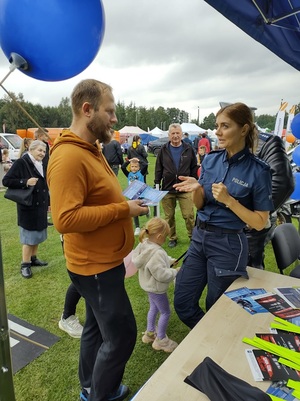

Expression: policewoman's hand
xmin=211 ymin=182 xmax=231 ymax=206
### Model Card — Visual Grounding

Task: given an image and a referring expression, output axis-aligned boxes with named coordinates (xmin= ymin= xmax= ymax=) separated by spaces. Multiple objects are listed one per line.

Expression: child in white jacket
xmin=132 ymin=217 xmax=179 ymax=353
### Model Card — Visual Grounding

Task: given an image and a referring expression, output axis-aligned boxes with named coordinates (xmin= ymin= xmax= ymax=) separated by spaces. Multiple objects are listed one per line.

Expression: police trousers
xmin=174 ymin=225 xmax=248 ymax=329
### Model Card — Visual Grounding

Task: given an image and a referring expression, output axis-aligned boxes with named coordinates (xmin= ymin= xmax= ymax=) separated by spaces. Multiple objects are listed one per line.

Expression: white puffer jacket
xmin=132 ymin=239 xmax=177 ymax=294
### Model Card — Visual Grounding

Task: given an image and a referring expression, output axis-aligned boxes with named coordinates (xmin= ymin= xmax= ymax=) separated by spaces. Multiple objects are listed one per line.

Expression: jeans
xmin=68 ymin=264 xmax=137 ymax=401
xmin=174 ymin=226 xmax=248 ymax=329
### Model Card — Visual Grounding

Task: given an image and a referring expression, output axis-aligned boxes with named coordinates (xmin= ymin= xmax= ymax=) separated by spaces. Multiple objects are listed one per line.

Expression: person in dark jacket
xmin=102 ymin=130 xmax=124 ymax=176
xmin=127 ymin=135 xmax=148 ymax=181
xmin=154 ymin=123 xmax=198 ymax=247
xmin=246 ymin=132 xmax=294 ymax=269
xmin=2 ymin=140 xmax=49 ymax=278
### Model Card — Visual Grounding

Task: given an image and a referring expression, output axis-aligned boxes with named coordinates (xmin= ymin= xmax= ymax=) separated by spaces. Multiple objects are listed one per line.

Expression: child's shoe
xmin=152 ymin=335 xmax=178 ymax=353
xmin=142 ymin=331 xmax=156 ymax=344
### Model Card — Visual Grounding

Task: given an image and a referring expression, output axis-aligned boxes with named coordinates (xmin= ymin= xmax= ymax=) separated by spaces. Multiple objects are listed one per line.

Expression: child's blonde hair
xmin=139 ymin=217 xmax=170 ymax=242
xmin=130 ymin=159 xmax=140 ymax=167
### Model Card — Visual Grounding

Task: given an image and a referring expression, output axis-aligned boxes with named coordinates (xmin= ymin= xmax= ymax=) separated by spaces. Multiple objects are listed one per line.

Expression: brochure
xmin=274 ymin=287 xmax=300 ymax=309
xmin=122 ymin=180 xmax=168 ymax=206
xmin=224 ymin=287 xmax=268 ymax=314
xmin=252 ymin=293 xmax=300 ymax=322
xmin=245 ymin=349 xmax=300 ymax=382
xmin=255 ymin=333 xmax=300 ymax=353
xmin=266 ymin=381 xmax=300 ymax=400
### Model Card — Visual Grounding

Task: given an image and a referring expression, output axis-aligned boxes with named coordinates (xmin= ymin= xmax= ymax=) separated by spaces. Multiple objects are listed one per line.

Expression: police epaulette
xmin=251 ymin=153 xmax=270 ymax=167
xmin=258 ymin=132 xmax=272 ymax=142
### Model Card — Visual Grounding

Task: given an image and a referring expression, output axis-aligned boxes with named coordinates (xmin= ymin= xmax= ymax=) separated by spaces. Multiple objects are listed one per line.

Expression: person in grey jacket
xmin=154 ymin=123 xmax=198 ymax=248
xmin=132 ymin=217 xmax=179 ymax=353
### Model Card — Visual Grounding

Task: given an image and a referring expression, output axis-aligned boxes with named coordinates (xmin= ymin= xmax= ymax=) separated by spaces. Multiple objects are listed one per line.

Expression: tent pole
xmin=0 ymin=239 xmax=16 ymax=401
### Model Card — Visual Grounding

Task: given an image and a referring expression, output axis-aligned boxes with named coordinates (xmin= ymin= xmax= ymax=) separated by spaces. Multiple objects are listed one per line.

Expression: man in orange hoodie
xmin=47 ymin=79 xmax=148 ymax=401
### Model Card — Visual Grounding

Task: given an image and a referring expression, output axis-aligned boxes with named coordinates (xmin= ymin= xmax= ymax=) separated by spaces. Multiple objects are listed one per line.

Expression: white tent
xmin=148 ymin=126 xmax=168 ymax=138
xmin=118 ymin=126 xmax=146 ymax=143
xmin=180 ymin=123 xmax=206 ymax=135
xmin=119 ymin=126 xmax=146 ymax=135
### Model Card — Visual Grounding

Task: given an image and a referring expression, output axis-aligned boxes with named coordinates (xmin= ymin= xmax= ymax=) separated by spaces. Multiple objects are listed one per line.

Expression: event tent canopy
xmin=148 ymin=126 xmax=168 ymax=138
xmin=118 ymin=126 xmax=146 ymax=135
xmin=181 ymin=123 xmax=206 ymax=135
xmin=204 ymin=0 xmax=300 ymax=71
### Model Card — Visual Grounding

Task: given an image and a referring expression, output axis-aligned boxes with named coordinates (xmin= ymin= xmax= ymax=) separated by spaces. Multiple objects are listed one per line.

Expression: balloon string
xmin=0 ymin=83 xmax=47 ymax=134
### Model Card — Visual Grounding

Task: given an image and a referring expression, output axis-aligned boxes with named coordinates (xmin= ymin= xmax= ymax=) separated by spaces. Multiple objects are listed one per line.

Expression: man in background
xmin=155 ymin=123 xmax=198 ymax=248
xmin=183 ymin=132 xmax=193 ymax=147
xmin=48 ymin=79 xmax=148 ymax=401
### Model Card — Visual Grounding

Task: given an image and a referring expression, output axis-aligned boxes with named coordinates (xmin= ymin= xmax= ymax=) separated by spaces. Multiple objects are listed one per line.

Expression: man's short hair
xmin=71 ymin=79 xmax=112 ymax=116
xmin=168 ymin=123 xmax=182 ymax=132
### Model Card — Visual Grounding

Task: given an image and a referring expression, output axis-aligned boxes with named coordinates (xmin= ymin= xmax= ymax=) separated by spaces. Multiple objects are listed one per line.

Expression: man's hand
xmin=127 ymin=200 xmax=149 ymax=217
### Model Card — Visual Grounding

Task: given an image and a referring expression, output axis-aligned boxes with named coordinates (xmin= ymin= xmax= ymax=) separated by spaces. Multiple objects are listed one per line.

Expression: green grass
xmin=0 ymin=153 xmax=296 ymax=400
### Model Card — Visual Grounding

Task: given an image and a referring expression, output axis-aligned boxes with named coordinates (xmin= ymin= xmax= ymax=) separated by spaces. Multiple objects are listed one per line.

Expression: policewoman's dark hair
xmin=216 ymin=102 xmax=258 ymax=153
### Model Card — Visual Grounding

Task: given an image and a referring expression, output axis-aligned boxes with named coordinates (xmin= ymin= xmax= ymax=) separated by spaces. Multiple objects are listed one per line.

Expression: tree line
xmin=0 ymin=91 xmax=294 ymax=134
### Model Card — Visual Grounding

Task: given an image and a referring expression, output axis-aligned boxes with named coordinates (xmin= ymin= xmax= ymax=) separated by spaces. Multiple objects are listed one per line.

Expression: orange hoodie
xmin=47 ymin=130 xmax=134 ymax=275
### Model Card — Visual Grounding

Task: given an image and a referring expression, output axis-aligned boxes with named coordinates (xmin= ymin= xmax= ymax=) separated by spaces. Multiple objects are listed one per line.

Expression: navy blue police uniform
xmin=174 ymin=147 xmax=273 ymax=329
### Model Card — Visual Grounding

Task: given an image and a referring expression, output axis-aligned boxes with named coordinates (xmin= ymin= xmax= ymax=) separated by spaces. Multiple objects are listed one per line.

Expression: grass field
xmin=0 ymin=153 xmax=294 ymax=401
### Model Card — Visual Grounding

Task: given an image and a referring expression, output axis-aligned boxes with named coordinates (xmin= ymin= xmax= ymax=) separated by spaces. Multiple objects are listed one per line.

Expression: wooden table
xmin=131 ymin=267 xmax=300 ymax=401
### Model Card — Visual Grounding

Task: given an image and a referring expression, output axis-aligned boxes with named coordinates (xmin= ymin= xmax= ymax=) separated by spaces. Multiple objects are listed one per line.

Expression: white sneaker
xmin=134 ymin=227 xmax=141 ymax=236
xmin=58 ymin=315 xmax=83 ymax=338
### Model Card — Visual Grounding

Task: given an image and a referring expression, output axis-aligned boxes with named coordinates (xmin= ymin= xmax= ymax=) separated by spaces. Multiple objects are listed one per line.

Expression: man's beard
xmin=87 ymin=117 xmax=111 ymax=143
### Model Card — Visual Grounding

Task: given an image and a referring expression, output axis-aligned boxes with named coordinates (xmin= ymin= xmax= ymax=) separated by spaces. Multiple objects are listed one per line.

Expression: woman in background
xmin=3 ymin=140 xmax=49 ymax=278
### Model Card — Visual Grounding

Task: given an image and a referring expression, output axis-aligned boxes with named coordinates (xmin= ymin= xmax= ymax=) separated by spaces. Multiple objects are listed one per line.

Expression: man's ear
xmin=82 ymin=102 xmax=92 ymax=116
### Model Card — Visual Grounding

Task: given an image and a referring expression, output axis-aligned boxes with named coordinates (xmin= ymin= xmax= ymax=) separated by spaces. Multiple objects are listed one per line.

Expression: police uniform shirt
xmin=197 ymin=147 xmax=273 ymax=230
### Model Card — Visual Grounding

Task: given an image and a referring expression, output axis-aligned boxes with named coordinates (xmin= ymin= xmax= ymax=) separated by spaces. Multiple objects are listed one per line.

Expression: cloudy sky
xmin=0 ymin=0 xmax=299 ymax=124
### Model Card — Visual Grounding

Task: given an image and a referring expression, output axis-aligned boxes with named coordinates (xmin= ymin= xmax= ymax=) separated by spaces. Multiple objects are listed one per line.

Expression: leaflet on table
xmin=255 ymin=333 xmax=300 ymax=353
xmin=122 ymin=180 xmax=168 ymax=206
xmin=252 ymin=292 xmax=300 ymax=324
xmin=224 ymin=287 xmax=268 ymax=314
xmin=273 ymin=287 xmax=300 ymax=309
xmin=245 ymin=349 xmax=300 ymax=382
xmin=266 ymin=381 xmax=300 ymax=400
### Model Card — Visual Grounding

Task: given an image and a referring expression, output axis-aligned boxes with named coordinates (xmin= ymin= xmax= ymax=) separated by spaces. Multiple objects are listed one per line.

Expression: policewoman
xmin=173 ymin=102 xmax=273 ymax=329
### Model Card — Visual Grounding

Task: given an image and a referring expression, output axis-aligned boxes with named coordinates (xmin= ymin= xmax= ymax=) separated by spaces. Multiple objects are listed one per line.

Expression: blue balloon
xmin=0 ymin=0 xmax=105 ymax=81
xmin=291 ymin=114 xmax=300 ymax=139
xmin=292 ymin=145 xmax=300 ymax=166
xmin=290 ymin=172 xmax=300 ymax=200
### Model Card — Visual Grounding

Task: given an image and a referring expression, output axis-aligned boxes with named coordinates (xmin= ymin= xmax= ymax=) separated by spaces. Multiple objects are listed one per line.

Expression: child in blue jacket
xmin=122 ymin=158 xmax=145 ymax=235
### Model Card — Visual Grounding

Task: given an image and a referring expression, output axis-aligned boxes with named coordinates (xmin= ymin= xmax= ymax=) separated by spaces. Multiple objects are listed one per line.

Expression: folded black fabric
xmin=184 ymin=357 xmax=271 ymax=401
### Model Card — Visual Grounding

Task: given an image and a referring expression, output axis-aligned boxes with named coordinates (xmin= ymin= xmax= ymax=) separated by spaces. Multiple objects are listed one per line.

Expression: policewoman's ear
xmin=241 ymin=124 xmax=249 ymax=137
